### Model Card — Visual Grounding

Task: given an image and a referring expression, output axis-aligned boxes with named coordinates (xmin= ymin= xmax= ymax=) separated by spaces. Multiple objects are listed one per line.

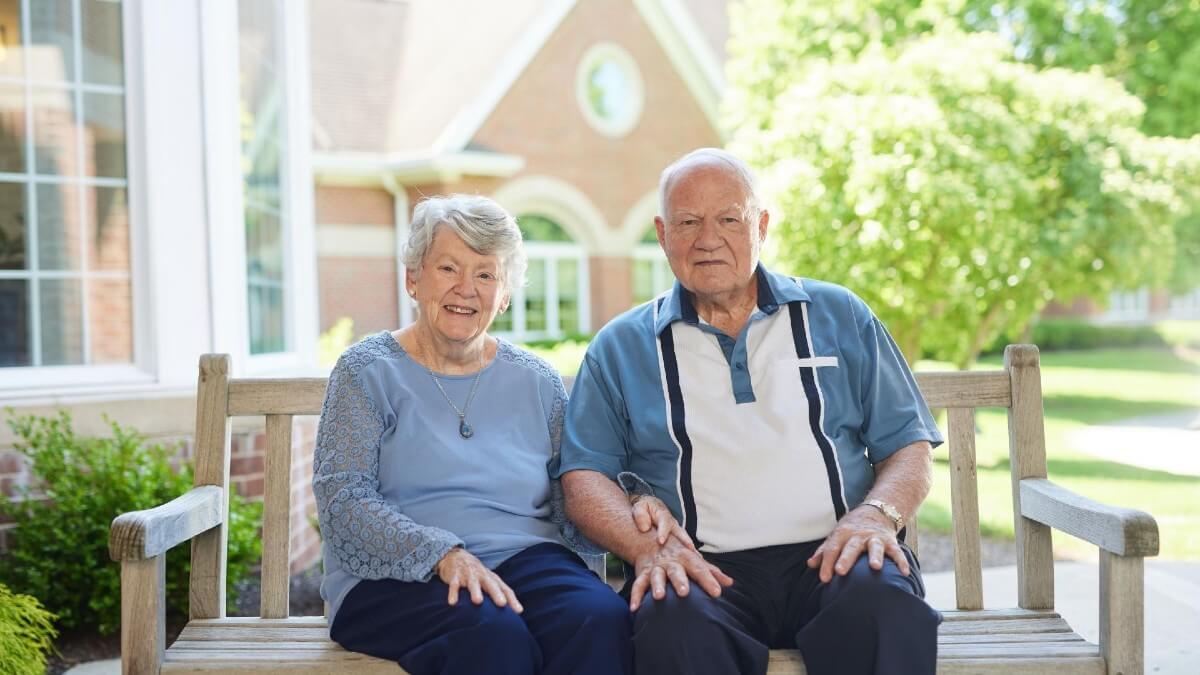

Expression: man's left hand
xmin=806 ymin=505 xmax=910 ymax=583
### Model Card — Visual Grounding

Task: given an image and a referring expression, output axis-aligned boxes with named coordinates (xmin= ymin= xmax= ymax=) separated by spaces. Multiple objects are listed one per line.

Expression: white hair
xmin=658 ymin=147 xmax=761 ymax=218
xmin=403 ymin=194 xmax=527 ymax=294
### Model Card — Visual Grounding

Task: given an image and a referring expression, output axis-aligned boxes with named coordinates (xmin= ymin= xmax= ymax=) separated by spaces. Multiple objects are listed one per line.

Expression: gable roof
xmin=310 ymin=0 xmax=726 ymax=161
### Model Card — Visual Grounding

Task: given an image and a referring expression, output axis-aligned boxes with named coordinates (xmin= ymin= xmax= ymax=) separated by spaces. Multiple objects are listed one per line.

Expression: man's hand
xmin=631 ymin=495 xmax=696 ymax=549
xmin=806 ymin=505 xmax=910 ymax=583
xmin=628 ymin=536 xmax=734 ymax=611
xmin=435 ymin=547 xmax=523 ymax=613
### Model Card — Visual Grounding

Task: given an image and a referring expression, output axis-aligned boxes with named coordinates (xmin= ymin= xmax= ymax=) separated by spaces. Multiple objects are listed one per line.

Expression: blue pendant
xmin=459 ymin=420 xmax=473 ymax=439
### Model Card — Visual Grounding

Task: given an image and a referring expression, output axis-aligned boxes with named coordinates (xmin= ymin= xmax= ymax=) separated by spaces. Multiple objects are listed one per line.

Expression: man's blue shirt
xmin=553 ymin=265 xmax=943 ymax=552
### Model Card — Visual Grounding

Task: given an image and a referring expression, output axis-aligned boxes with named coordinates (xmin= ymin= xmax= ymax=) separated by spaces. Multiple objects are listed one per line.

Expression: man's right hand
xmin=627 ymin=520 xmax=733 ymax=612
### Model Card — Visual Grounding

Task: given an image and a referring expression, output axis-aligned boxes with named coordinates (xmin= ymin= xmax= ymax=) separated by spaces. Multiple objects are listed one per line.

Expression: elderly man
xmin=553 ymin=148 xmax=944 ymax=675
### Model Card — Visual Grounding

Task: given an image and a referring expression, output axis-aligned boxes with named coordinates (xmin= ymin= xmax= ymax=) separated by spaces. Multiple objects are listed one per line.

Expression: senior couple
xmin=313 ymin=148 xmax=944 ymax=675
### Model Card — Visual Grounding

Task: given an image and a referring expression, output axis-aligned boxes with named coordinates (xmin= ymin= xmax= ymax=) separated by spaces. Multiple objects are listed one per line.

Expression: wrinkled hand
xmin=629 ymin=536 xmax=733 ymax=612
xmin=631 ymin=495 xmax=696 ymax=550
xmin=435 ymin=547 xmax=523 ymax=613
xmin=806 ymin=505 xmax=910 ymax=583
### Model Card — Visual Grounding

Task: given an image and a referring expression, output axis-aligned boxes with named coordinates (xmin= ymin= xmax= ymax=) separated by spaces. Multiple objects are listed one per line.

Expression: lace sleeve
xmin=312 ymin=348 xmax=462 ymax=582
xmin=546 ymin=374 xmax=606 ymax=560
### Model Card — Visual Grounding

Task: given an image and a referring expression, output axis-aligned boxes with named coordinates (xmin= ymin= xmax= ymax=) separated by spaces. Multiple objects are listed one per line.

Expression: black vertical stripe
xmin=788 ymin=305 xmax=847 ymax=519
xmin=658 ymin=323 xmax=704 ymax=548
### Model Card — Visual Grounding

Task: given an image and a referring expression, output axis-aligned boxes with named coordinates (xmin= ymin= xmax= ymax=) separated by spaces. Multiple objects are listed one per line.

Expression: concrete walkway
xmin=924 ymin=560 xmax=1200 ymax=674
xmin=1066 ymin=410 xmax=1200 ymax=476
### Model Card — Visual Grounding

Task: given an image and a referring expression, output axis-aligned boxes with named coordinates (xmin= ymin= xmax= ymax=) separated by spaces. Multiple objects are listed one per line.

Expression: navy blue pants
xmin=625 ymin=540 xmax=941 ymax=675
xmin=331 ymin=543 xmax=632 ymax=675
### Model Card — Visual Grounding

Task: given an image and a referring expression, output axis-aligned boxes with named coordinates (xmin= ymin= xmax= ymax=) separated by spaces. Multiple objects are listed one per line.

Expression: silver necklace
xmin=426 ymin=363 xmax=484 ymax=439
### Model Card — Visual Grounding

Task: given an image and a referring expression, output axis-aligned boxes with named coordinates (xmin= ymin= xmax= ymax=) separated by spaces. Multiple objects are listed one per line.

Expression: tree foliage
xmin=727 ymin=2 xmax=1198 ymax=366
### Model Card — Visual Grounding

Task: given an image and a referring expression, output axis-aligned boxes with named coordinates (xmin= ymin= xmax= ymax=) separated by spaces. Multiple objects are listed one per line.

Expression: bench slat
xmin=261 ymin=414 xmax=294 ymax=619
xmin=948 ymin=407 xmax=984 ymax=611
xmin=227 ymin=379 xmax=328 ymax=416
xmin=915 ymin=371 xmax=1011 ymax=408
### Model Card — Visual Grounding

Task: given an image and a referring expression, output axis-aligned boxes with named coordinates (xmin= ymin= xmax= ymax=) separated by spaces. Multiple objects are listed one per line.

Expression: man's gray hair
xmin=403 ymin=194 xmax=527 ymax=294
xmin=658 ymin=147 xmax=761 ymax=218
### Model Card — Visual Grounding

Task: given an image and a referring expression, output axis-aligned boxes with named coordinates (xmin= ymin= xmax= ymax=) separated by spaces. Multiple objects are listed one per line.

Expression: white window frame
xmin=501 ymin=241 xmax=589 ymax=342
xmin=632 ymin=243 xmax=673 ymax=304
xmin=0 ymin=0 xmax=155 ymax=395
xmin=575 ymin=42 xmax=645 ymax=139
xmin=1102 ymin=288 xmax=1152 ymax=323
xmin=1167 ymin=288 xmax=1200 ymax=319
xmin=203 ymin=0 xmax=317 ymax=378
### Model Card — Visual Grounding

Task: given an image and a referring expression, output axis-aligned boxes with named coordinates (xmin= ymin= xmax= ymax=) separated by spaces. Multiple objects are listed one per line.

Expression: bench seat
xmin=161 ymin=609 xmax=1103 ymax=674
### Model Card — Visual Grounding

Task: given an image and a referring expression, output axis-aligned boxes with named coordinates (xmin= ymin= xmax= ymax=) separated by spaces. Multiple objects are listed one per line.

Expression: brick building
xmin=310 ymin=0 xmax=728 ymax=339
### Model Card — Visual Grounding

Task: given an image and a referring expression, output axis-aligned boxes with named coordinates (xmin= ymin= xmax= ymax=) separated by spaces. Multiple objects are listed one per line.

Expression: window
xmin=239 ymin=0 xmax=289 ymax=355
xmin=575 ymin=42 xmax=643 ymax=138
xmin=493 ymin=214 xmax=587 ymax=339
xmin=0 ymin=0 xmax=130 ymax=368
xmin=1103 ymin=289 xmax=1151 ymax=322
xmin=632 ymin=226 xmax=672 ymax=305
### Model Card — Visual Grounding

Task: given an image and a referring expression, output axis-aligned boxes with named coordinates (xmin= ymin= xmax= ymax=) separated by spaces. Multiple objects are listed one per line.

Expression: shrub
xmin=979 ymin=319 xmax=1167 ymax=356
xmin=0 ymin=582 xmax=56 ymax=675
xmin=0 ymin=412 xmax=261 ymax=635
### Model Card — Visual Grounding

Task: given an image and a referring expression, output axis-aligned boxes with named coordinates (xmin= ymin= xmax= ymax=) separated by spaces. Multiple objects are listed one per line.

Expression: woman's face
xmin=407 ymin=227 xmax=509 ymax=348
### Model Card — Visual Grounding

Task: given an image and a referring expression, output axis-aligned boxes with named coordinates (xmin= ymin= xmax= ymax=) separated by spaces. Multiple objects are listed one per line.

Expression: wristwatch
xmin=862 ymin=499 xmax=904 ymax=532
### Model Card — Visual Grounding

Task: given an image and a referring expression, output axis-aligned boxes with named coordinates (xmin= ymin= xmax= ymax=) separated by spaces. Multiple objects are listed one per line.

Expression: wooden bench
xmin=109 ymin=345 xmax=1159 ymax=674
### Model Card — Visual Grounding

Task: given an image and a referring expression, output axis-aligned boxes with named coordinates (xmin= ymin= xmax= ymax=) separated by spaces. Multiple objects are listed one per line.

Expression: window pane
xmin=557 ymin=258 xmax=578 ymax=333
xmin=82 ymin=0 xmax=123 ymax=86
xmin=0 ymin=84 xmax=27 ymax=172
xmin=29 ymin=0 xmax=73 ymax=83
xmin=0 ymin=181 xmax=27 ymax=269
xmin=0 ymin=2 xmax=25 ymax=79
xmin=39 ymin=277 xmax=83 ymax=365
xmin=83 ymin=91 xmax=125 ymax=178
xmin=491 ymin=306 xmax=513 ymax=333
xmin=525 ymin=259 xmax=546 ymax=332
xmin=518 ymin=214 xmax=573 ymax=242
xmin=240 ymin=0 xmax=288 ymax=356
xmin=632 ymin=259 xmax=652 ymax=305
xmin=0 ymin=278 xmax=29 ymax=365
xmin=87 ymin=185 xmax=128 ymax=270
xmin=36 ymin=182 xmax=78 ymax=269
xmin=88 ymin=276 xmax=131 ymax=363
xmin=33 ymin=86 xmax=74 ymax=176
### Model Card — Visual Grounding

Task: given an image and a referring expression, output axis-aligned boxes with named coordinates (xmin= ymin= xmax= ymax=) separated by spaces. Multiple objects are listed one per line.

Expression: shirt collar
xmin=654 ymin=264 xmax=812 ymax=335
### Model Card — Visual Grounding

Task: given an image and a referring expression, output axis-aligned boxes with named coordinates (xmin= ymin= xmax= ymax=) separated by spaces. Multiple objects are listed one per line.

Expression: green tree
xmin=728 ymin=17 xmax=1195 ymax=366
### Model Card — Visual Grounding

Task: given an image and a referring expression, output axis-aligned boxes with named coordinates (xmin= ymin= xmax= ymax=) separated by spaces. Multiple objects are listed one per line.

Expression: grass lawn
xmin=916 ymin=348 xmax=1200 ymax=560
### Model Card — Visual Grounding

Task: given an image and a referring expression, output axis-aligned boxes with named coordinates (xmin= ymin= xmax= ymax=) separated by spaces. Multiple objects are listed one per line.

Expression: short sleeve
xmin=854 ymin=307 xmax=944 ymax=463
xmin=552 ymin=351 xmax=630 ymax=480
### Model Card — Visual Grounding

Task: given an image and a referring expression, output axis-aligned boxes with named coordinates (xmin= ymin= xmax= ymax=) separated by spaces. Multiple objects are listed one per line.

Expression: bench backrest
xmin=186 ymin=344 xmax=1051 ymax=621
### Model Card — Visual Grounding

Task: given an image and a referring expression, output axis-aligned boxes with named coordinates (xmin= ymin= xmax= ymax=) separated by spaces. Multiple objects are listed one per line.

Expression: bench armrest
xmin=1019 ymin=478 xmax=1158 ymax=557
xmin=109 ymin=485 xmax=225 ymax=562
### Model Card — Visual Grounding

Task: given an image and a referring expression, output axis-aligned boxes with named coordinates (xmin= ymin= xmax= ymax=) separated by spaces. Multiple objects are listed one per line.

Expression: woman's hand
xmin=631 ymin=494 xmax=696 ymax=550
xmin=435 ymin=547 xmax=523 ymax=613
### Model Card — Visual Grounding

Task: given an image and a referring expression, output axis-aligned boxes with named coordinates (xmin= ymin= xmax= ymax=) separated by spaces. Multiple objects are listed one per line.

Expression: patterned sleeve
xmin=545 ymin=371 xmax=606 ymax=561
xmin=312 ymin=348 xmax=463 ymax=582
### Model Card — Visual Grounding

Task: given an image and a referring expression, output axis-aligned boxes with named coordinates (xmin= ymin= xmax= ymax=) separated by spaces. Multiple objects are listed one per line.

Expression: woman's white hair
xmin=658 ymin=147 xmax=761 ymax=218
xmin=403 ymin=194 xmax=527 ymax=295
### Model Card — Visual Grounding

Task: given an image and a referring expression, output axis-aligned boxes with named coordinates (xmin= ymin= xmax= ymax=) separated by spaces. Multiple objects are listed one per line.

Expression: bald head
xmin=658 ymin=148 xmax=761 ymax=219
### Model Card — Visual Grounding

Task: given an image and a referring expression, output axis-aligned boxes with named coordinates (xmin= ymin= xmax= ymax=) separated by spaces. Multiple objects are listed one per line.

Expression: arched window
xmin=632 ymin=227 xmax=673 ymax=305
xmin=492 ymin=214 xmax=589 ymax=339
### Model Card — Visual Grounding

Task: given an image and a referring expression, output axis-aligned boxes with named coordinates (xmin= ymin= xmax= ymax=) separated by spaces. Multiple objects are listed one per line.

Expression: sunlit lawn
xmin=917 ymin=348 xmax=1200 ymax=560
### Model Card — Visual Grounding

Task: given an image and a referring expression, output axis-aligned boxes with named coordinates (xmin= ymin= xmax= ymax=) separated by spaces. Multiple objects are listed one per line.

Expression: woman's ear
xmin=405 ymin=267 xmax=419 ymax=298
xmin=499 ymin=292 xmax=511 ymax=314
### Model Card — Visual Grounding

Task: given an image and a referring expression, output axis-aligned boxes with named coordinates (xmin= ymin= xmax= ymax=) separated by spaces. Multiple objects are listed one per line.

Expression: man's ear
xmin=757 ymin=208 xmax=770 ymax=243
xmin=654 ymin=216 xmax=667 ymax=249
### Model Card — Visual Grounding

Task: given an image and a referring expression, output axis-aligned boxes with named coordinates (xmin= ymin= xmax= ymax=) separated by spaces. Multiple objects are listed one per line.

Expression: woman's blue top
xmin=313 ymin=332 xmax=599 ymax=624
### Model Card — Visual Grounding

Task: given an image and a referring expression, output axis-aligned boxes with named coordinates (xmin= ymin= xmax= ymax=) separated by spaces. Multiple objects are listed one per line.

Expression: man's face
xmin=656 ymin=162 xmax=768 ymax=305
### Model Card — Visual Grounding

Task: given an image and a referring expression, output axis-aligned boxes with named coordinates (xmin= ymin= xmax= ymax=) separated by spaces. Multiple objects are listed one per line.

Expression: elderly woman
xmin=313 ymin=194 xmax=631 ymax=675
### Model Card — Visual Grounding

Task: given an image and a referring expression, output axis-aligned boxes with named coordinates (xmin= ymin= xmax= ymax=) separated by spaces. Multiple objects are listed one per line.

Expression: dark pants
xmin=624 ymin=540 xmax=941 ymax=675
xmin=331 ymin=542 xmax=632 ymax=675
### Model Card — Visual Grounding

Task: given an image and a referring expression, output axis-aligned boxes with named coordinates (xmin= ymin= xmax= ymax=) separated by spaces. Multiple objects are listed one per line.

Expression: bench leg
xmin=1099 ymin=552 xmax=1143 ymax=675
xmin=122 ymin=557 xmax=165 ymax=675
